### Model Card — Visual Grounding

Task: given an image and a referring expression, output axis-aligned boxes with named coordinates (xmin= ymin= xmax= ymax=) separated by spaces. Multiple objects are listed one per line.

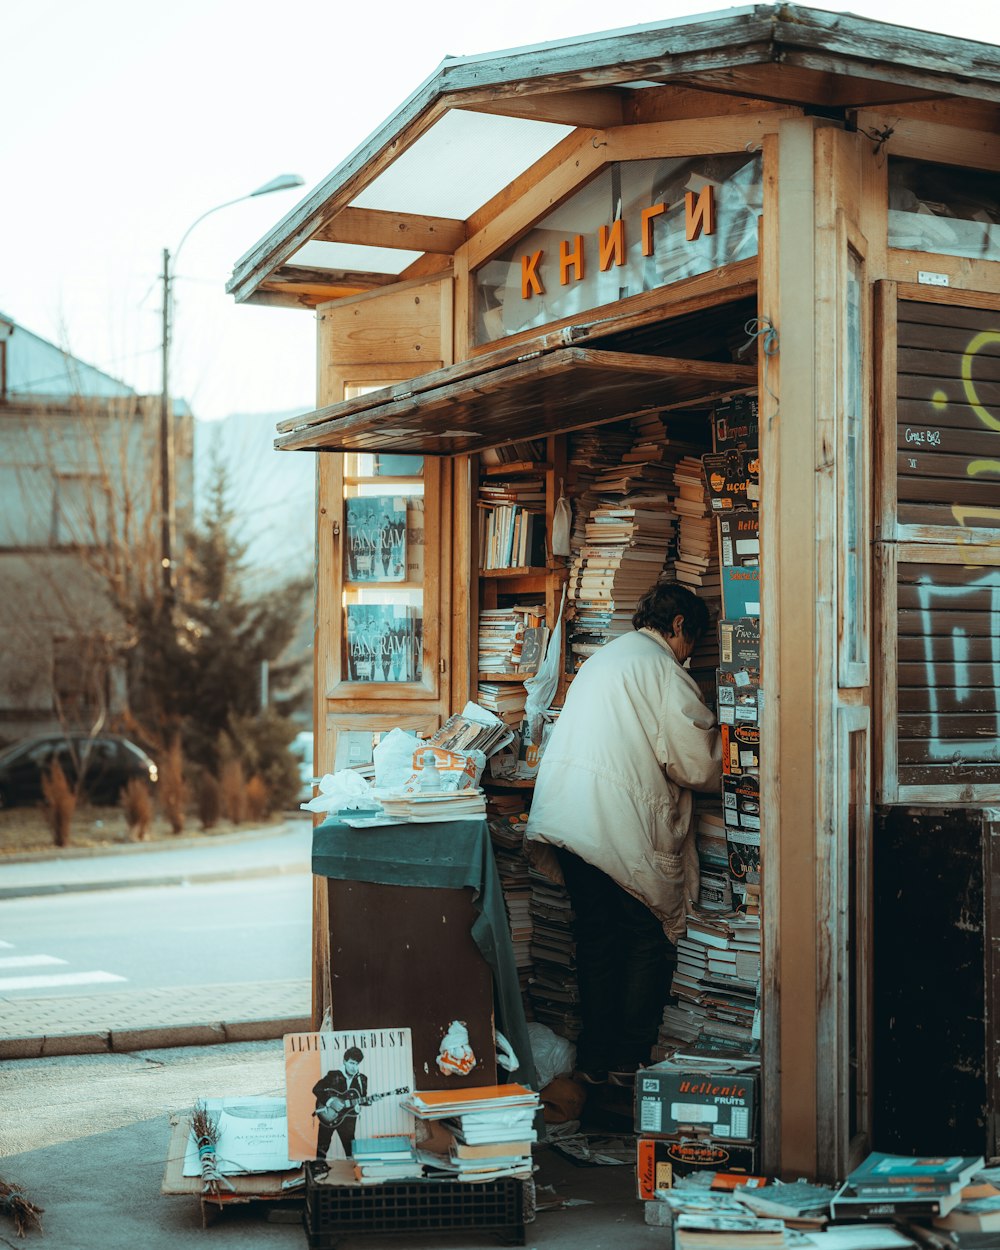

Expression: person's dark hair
xmin=632 ymin=581 xmax=710 ymax=642
xmin=344 ymin=1046 xmax=364 ymax=1063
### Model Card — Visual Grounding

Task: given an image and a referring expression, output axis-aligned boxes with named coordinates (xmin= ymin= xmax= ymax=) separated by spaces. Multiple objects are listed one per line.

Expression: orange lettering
xmin=686 ymin=185 xmax=715 ymax=240
xmin=598 ymin=220 xmax=625 ymax=270
xmin=559 ymin=235 xmax=584 ymax=285
xmin=521 ymin=250 xmax=544 ymax=299
xmin=641 ymin=202 xmax=667 ymax=256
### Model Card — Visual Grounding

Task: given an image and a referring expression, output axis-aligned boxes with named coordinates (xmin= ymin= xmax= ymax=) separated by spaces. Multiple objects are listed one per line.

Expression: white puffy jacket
xmin=525 ymin=627 xmax=722 ymax=941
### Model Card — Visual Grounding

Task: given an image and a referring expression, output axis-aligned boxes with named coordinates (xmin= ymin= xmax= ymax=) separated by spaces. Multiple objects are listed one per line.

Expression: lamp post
xmin=159 ymin=173 xmax=305 ymax=596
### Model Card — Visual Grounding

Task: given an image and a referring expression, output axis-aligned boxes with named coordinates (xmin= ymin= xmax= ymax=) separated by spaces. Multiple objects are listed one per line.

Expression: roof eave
xmin=227 ymin=2 xmax=1000 ymax=305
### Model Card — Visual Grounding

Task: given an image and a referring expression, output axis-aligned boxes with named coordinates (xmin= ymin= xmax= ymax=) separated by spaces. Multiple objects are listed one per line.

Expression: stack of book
xmin=478 ymin=472 xmax=547 ymax=570
xmin=403 ymin=1085 xmax=539 ymax=1183
xmin=486 ymin=799 xmax=534 ymax=990
xmin=477 ymin=607 xmax=522 ymax=674
xmin=657 ymin=910 xmax=761 ymax=1060
xmin=673 ymin=453 xmax=722 ymax=705
xmin=429 ymin=705 xmax=514 ymax=757
xmin=350 ymin=1135 xmax=422 ymax=1184
xmin=527 ymin=865 xmax=581 ymax=1040
xmin=475 ymin=682 xmax=528 ymax=726
xmin=481 ymin=440 xmax=546 ymax=469
xmin=831 ymin=1152 xmax=986 ymax=1222
xmin=695 ymin=802 xmax=732 ymax=913
xmin=378 ymin=789 xmax=487 ymax=823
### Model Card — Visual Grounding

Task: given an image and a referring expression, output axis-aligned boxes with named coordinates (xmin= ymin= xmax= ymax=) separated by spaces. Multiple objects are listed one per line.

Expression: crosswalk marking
xmin=0 ymin=954 xmax=68 ymax=969
xmin=0 ymin=970 xmax=127 ymax=991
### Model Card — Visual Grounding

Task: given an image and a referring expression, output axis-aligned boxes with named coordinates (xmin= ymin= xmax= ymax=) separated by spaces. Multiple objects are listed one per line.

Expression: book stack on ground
xmin=486 ymin=799 xmax=534 ymax=991
xmin=527 ymin=865 xmax=581 ymax=1041
xmin=350 ymin=1135 xmax=422 ymax=1184
xmin=831 ymin=1152 xmax=986 ymax=1223
xmin=674 ymin=1212 xmax=788 ymax=1249
xmin=695 ymin=802 xmax=732 ymax=913
xmin=403 ymin=1085 xmax=539 ymax=1183
xmin=658 ymin=910 xmax=761 ymax=1060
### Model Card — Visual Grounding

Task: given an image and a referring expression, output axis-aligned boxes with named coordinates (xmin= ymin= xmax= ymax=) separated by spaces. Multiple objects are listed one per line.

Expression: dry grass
xmin=159 ymin=736 xmax=189 ymax=835
xmin=197 ymin=772 xmax=222 ymax=831
xmin=121 ymin=777 xmax=153 ymax=840
xmin=219 ymin=759 xmax=247 ymax=825
xmin=0 ymin=804 xmax=283 ymax=858
xmin=40 ymin=759 xmax=76 ymax=848
xmin=245 ymin=774 xmax=270 ymax=823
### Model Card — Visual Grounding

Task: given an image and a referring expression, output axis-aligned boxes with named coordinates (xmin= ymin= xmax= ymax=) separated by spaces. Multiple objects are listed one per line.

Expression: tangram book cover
xmin=284 ymin=1029 xmax=414 ymax=1163
xmin=345 ymin=495 xmax=407 ymax=582
xmin=345 ymin=603 xmax=422 ymax=683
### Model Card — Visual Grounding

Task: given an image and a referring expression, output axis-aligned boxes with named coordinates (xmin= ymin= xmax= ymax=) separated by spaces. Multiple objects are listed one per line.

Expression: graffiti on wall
xmin=895 ymin=300 xmax=1000 ymax=784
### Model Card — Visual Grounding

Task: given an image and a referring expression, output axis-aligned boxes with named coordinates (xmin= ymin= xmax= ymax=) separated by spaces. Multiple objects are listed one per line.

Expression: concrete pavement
xmin=0 ymin=819 xmax=313 ymax=1059
xmin=0 ymin=1040 xmax=651 ymax=1250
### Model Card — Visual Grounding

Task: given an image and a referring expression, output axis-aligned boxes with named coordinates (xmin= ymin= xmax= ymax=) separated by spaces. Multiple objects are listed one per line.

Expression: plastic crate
xmin=303 ymin=1164 xmax=528 ymax=1248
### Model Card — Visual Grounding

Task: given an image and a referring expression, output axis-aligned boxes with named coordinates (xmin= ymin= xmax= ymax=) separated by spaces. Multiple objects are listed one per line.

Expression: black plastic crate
xmin=304 ymin=1164 xmax=528 ymax=1247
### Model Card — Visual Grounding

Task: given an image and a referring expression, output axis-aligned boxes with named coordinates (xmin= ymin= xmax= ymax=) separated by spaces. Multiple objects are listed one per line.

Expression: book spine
xmin=831 ymin=1196 xmax=944 ymax=1219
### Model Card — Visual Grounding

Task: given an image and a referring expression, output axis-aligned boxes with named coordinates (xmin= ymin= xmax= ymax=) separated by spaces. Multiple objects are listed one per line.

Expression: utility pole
xmin=159 ymin=247 xmax=175 ymax=598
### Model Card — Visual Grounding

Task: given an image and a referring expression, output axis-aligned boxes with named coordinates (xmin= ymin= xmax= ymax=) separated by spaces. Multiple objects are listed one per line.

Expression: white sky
xmin=2 ymin=0 xmax=997 ymax=422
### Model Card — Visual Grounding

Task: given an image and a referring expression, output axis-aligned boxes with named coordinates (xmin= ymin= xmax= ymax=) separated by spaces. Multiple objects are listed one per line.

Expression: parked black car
xmin=0 ymin=733 xmax=158 ymax=808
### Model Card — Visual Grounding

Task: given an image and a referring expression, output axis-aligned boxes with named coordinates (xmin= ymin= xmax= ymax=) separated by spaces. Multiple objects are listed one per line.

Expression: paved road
xmin=0 ymin=874 xmax=312 ymax=998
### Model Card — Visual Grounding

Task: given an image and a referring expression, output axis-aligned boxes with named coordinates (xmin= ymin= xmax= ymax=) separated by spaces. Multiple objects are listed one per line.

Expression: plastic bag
xmin=372 ymin=727 xmax=420 ymax=790
xmin=526 ymin=1021 xmax=576 ymax=1089
xmin=300 ymin=769 xmax=378 ymax=813
xmin=523 ymin=585 xmax=566 ymax=745
xmin=551 ymin=478 xmax=572 ymax=557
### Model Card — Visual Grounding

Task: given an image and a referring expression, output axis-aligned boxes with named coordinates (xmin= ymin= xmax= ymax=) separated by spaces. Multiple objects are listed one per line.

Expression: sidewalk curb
xmin=0 ymin=858 xmax=311 ymax=900
xmin=1 ymin=817 xmax=307 ymax=865
xmin=0 ymin=1014 xmax=312 ymax=1060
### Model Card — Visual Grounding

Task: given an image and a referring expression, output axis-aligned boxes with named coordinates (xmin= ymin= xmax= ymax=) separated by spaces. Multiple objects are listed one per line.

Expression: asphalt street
xmin=0 ymin=874 xmax=313 ymax=998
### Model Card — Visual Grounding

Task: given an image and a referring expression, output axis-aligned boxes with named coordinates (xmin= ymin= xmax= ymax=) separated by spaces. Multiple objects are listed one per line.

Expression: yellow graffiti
xmin=961 ymin=330 xmax=1000 ymax=432
xmin=967 ymin=459 xmax=1000 ymax=477
xmin=932 ymin=389 xmax=948 ymax=409
xmin=951 ymin=505 xmax=1000 ymax=528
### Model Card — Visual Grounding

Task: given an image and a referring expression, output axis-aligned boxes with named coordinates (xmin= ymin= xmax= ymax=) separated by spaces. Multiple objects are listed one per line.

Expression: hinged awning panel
xmin=275 ymin=346 xmax=756 ymax=454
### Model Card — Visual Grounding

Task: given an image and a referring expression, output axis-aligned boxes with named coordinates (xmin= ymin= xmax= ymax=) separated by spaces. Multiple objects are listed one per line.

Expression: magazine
xmin=284 ymin=1029 xmax=415 ymax=1163
xmin=346 ymin=603 xmax=422 ymax=682
xmin=345 ymin=495 xmax=407 ymax=582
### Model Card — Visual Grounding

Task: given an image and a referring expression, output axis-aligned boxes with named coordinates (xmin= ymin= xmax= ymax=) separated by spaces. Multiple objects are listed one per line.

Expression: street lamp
xmin=159 ymin=173 xmax=305 ymax=595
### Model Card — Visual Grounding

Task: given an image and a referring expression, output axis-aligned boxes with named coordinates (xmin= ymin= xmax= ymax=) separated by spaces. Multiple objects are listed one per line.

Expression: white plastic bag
xmin=300 ymin=769 xmax=378 ymax=813
xmin=526 ymin=1022 xmax=576 ymax=1089
xmin=523 ymin=585 xmax=566 ymax=745
xmin=551 ymin=478 xmax=572 ymax=557
xmin=372 ymin=727 xmax=420 ymax=790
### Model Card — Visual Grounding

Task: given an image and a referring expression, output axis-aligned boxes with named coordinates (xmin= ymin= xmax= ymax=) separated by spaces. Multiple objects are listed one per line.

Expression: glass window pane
xmin=888 ymin=158 xmax=1000 ymax=262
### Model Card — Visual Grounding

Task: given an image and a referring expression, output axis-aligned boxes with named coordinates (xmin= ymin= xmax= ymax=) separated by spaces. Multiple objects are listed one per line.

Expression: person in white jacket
xmin=525 ymin=582 xmax=722 ymax=1083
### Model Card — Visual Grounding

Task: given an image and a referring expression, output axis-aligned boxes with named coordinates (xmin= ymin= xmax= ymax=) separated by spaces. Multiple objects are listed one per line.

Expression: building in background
xmin=0 ymin=313 xmax=193 ymax=741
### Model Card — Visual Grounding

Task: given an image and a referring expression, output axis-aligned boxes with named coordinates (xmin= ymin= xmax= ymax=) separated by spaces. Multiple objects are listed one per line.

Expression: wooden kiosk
xmin=228 ymin=6 xmax=1000 ymax=1181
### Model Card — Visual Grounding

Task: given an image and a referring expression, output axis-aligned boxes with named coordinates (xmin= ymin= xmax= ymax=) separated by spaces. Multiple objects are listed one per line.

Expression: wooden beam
xmin=454 ymin=87 xmax=625 ymax=129
xmin=887 ymin=254 xmax=1000 ymax=297
xmin=272 ymin=264 xmax=397 ymax=291
xmin=628 ymin=83 xmax=792 ymax=122
xmin=674 ymin=63 xmax=944 ymax=109
xmin=854 ymin=111 xmax=1000 ymax=172
xmin=605 ymin=109 xmax=801 ymax=161
xmin=463 ymin=128 xmax=606 ymax=271
xmin=315 ymin=206 xmax=467 ymax=254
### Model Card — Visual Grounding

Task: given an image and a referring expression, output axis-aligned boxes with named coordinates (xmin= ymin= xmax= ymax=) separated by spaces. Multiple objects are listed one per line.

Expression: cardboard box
xmin=718 ymin=618 xmax=760 ymax=675
xmin=718 ymin=512 xmax=760 ymax=568
xmin=712 ymin=396 xmax=759 ymax=452
xmin=636 ymin=1137 xmax=761 ymax=1197
xmin=634 ymin=1067 xmax=757 ymax=1141
xmin=721 ymin=565 xmax=760 ymax=620
xmin=716 ymin=671 xmax=760 ymax=728
xmin=721 ymin=722 xmax=760 ymax=776
xmin=702 ymin=450 xmax=760 ymax=513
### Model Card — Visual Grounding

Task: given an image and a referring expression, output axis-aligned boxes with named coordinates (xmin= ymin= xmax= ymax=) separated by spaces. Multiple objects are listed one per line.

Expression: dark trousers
xmin=556 ymin=848 xmax=675 ymax=1072
xmin=316 ymin=1116 xmax=357 ymax=1161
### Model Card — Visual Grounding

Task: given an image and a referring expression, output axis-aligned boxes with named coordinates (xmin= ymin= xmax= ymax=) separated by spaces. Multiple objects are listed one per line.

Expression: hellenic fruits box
xmin=636 ymin=1137 xmax=762 ymax=1197
xmin=634 ymin=1066 xmax=757 ymax=1141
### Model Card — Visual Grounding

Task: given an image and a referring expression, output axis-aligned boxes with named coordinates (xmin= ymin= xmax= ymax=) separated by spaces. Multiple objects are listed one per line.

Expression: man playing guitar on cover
xmin=311 ymin=1046 xmax=368 ymax=1172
